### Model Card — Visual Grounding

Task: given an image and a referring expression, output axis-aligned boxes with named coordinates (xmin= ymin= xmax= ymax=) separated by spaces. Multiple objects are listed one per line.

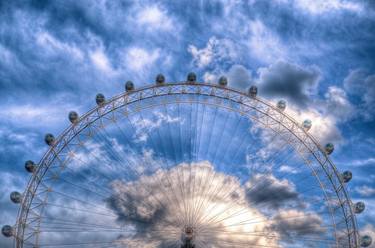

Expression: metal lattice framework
xmin=13 ymin=82 xmax=359 ymax=247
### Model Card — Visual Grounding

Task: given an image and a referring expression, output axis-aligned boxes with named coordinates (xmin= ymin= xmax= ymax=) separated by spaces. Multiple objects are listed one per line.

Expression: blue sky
xmin=0 ymin=0 xmax=375 ymax=247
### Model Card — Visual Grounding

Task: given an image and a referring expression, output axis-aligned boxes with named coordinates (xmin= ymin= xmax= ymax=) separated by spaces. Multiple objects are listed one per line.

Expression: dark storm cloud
xmin=107 ymin=180 xmax=167 ymax=228
xmin=245 ymin=174 xmax=301 ymax=210
xmin=257 ymin=61 xmax=320 ymax=107
xmin=271 ymin=210 xmax=325 ymax=239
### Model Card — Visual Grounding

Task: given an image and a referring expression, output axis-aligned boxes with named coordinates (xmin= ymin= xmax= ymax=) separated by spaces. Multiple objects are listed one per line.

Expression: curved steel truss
xmin=15 ymin=82 xmax=358 ymax=247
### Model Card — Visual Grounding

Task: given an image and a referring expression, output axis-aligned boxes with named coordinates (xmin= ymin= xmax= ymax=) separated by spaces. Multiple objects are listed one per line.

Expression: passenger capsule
xmin=1 ymin=225 xmax=13 ymax=237
xmin=277 ymin=100 xmax=286 ymax=111
xmin=325 ymin=143 xmax=334 ymax=155
xmin=44 ymin=133 xmax=55 ymax=146
xmin=218 ymin=76 xmax=228 ymax=87
xmin=10 ymin=191 xmax=22 ymax=204
xmin=341 ymin=171 xmax=352 ymax=183
xmin=249 ymin=86 xmax=257 ymax=98
xmin=68 ymin=111 xmax=79 ymax=124
xmin=303 ymin=119 xmax=312 ymax=131
xmin=25 ymin=160 xmax=36 ymax=173
xmin=360 ymin=235 xmax=372 ymax=247
xmin=155 ymin=74 xmax=165 ymax=84
xmin=187 ymin=72 xmax=197 ymax=83
xmin=96 ymin=93 xmax=105 ymax=106
xmin=125 ymin=81 xmax=134 ymax=91
xmin=354 ymin=201 xmax=365 ymax=214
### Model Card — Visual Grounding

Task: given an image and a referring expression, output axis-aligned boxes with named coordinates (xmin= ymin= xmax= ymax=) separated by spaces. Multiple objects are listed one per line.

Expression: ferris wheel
xmin=2 ymin=73 xmax=373 ymax=247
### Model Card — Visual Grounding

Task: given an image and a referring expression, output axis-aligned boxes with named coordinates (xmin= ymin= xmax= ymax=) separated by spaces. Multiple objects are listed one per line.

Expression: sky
xmin=0 ymin=0 xmax=375 ymax=247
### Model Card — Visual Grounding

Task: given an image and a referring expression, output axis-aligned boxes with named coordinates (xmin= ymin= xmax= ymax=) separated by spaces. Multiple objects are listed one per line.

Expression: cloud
xmin=107 ymin=161 xmax=278 ymax=247
xmin=136 ymin=5 xmax=173 ymax=31
xmin=256 ymin=60 xmax=321 ymax=107
xmin=188 ymin=42 xmax=215 ymax=69
xmin=286 ymin=104 xmax=344 ymax=146
xmin=33 ymin=190 xmax=120 ymax=247
xmin=122 ymin=2 xmax=182 ymax=49
xmin=131 ymin=111 xmax=182 ymax=143
xmin=245 ymin=173 xmax=301 ymax=209
xmin=293 ymin=0 xmax=364 ymax=14
xmin=124 ymin=47 xmax=161 ymax=72
xmin=213 ymin=62 xmax=346 ymax=146
xmin=36 ymin=31 xmax=84 ymax=61
xmin=201 ymin=62 xmax=354 ymax=145
xmin=227 ymin=64 xmax=253 ymax=91
xmin=0 ymin=103 xmax=74 ymax=128
xmin=271 ymin=209 xmax=325 ymax=239
xmin=0 ymin=1 xmax=373 ymax=246
xmin=323 ymin=86 xmax=354 ymax=121
xmin=223 ymin=61 xmax=354 ymax=146
xmin=106 ymin=160 xmax=325 ymax=246
xmin=344 ymin=68 xmax=375 ymax=121
xmin=248 ymin=20 xmax=288 ymax=63
xmin=188 ymin=36 xmax=238 ymax=69
xmin=0 ymin=127 xmax=45 ymax=176
xmin=285 ymin=85 xmax=354 ymax=146
xmin=279 ymin=165 xmax=300 ymax=174
xmin=348 ymin=157 xmax=375 ymax=167
xmin=356 ymin=185 xmax=375 ymax=197
xmin=89 ymin=48 xmax=116 ymax=74
xmin=196 ymin=61 xmax=353 ymax=147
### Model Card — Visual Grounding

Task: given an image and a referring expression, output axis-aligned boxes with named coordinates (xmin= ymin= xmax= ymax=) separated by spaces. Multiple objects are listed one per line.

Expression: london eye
xmin=2 ymin=73 xmax=372 ymax=247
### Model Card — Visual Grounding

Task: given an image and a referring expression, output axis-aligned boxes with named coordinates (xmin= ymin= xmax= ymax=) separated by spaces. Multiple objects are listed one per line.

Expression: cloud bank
xmin=107 ymin=161 xmax=325 ymax=247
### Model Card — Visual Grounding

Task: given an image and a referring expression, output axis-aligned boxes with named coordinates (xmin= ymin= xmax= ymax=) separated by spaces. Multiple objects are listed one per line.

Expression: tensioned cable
xmin=191 ymin=105 xmax=222 ymax=227
xmin=35 ymin=112 xmax=187 ymax=244
xmin=110 ymin=104 xmax=188 ymax=227
xmin=22 ymin=90 xmax=349 ymax=247
xmin=192 ymin=105 xmax=235 ymax=225
xmin=162 ymin=100 xmax=191 ymax=226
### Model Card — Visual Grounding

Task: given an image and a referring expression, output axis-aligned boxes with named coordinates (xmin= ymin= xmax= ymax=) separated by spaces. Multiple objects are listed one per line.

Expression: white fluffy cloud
xmin=279 ymin=165 xmax=300 ymax=174
xmin=90 ymin=48 xmax=116 ymax=74
xmin=136 ymin=5 xmax=173 ymax=31
xmin=248 ymin=20 xmax=288 ymax=63
xmin=285 ymin=104 xmax=344 ymax=146
xmin=293 ymin=0 xmax=363 ymax=14
xmin=107 ymin=161 xmax=278 ymax=247
xmin=131 ymin=111 xmax=183 ymax=143
xmin=323 ymin=86 xmax=354 ymax=121
xmin=124 ymin=47 xmax=161 ymax=72
xmin=188 ymin=37 xmax=239 ymax=69
xmin=356 ymin=185 xmax=375 ymax=197
xmin=106 ymin=161 xmax=326 ymax=247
